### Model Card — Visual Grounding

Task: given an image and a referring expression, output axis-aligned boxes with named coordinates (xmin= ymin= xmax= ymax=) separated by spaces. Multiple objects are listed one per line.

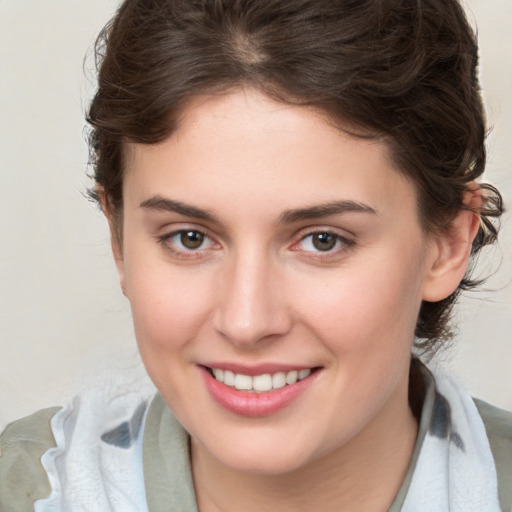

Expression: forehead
xmin=123 ymin=89 xmax=417 ymax=224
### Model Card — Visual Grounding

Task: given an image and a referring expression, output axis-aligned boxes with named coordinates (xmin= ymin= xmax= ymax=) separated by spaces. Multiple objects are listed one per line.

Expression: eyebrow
xmin=139 ymin=196 xmax=219 ymax=222
xmin=279 ymin=200 xmax=377 ymax=224
xmin=139 ymin=196 xmax=377 ymax=224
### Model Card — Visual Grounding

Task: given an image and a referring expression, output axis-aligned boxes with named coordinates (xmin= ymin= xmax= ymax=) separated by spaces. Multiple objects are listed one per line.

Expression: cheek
xmin=291 ymin=254 xmax=425 ymax=353
xmin=287 ymin=258 xmax=424 ymax=432
xmin=126 ymin=266 xmax=218 ymax=401
xmin=124 ymin=256 xmax=216 ymax=356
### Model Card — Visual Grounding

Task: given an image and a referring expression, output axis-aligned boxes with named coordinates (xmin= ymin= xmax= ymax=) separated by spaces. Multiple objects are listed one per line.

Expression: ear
xmin=421 ymin=183 xmax=482 ymax=302
xmin=97 ymin=187 xmax=127 ymax=296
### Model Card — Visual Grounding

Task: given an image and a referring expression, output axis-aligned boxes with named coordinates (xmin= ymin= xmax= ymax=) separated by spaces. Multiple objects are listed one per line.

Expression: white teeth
xmin=253 ymin=374 xmax=273 ymax=392
xmin=234 ymin=374 xmax=252 ymax=390
xmin=298 ymin=369 xmax=311 ymax=380
xmin=272 ymin=372 xmax=286 ymax=389
xmin=285 ymin=370 xmax=298 ymax=385
xmin=210 ymin=367 xmax=313 ymax=392
xmin=212 ymin=368 xmax=224 ymax=381
xmin=224 ymin=370 xmax=235 ymax=386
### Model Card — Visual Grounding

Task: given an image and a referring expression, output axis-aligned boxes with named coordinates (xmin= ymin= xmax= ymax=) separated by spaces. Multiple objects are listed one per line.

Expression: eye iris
xmin=312 ymin=233 xmax=336 ymax=251
xmin=180 ymin=231 xmax=204 ymax=249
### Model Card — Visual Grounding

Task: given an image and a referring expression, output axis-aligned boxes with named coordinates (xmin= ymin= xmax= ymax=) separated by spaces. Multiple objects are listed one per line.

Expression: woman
xmin=1 ymin=0 xmax=510 ymax=511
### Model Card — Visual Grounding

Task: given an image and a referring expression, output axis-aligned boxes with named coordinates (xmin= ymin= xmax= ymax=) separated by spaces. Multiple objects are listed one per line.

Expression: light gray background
xmin=1 ymin=0 xmax=511 ymax=430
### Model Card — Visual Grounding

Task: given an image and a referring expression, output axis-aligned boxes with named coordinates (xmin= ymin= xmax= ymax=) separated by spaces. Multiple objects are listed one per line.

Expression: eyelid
xmin=290 ymin=227 xmax=356 ymax=257
xmin=155 ymin=225 xmax=221 ymax=259
xmin=292 ymin=225 xmax=355 ymax=244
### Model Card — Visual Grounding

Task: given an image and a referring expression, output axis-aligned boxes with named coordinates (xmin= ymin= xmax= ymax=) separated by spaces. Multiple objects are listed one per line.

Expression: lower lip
xmin=200 ymin=366 xmax=319 ymax=417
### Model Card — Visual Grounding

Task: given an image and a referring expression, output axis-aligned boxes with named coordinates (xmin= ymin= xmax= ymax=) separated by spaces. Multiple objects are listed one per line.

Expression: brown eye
xmin=295 ymin=231 xmax=353 ymax=256
xmin=157 ymin=229 xmax=217 ymax=258
xmin=180 ymin=231 xmax=204 ymax=249
xmin=312 ymin=233 xmax=337 ymax=251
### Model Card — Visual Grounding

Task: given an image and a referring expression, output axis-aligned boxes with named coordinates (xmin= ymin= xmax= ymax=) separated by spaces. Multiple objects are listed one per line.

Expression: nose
xmin=213 ymin=248 xmax=292 ymax=348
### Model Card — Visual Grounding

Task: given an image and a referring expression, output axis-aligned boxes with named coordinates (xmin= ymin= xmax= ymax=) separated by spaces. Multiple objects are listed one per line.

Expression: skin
xmin=107 ymin=89 xmax=480 ymax=511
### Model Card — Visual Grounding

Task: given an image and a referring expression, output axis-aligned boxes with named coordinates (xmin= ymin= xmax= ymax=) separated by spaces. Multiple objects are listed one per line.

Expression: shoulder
xmin=475 ymin=398 xmax=512 ymax=445
xmin=0 ymin=387 xmax=154 ymax=512
xmin=474 ymin=398 xmax=512 ymax=512
xmin=0 ymin=406 xmax=62 ymax=512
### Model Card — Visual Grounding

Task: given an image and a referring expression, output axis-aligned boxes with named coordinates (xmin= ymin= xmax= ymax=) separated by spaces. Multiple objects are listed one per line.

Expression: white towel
xmin=402 ymin=368 xmax=501 ymax=511
xmin=36 ymin=390 xmax=151 ymax=512
xmin=35 ymin=367 xmax=501 ymax=511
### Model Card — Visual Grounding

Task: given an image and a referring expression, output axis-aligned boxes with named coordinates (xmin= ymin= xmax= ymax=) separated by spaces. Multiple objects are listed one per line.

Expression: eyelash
xmin=292 ymin=231 xmax=355 ymax=260
xmin=156 ymin=229 xmax=217 ymax=259
xmin=155 ymin=228 xmax=355 ymax=260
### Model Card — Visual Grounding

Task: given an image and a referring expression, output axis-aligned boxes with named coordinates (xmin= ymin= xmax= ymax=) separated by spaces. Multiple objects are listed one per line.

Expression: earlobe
xmin=97 ymin=187 xmax=127 ymax=296
xmin=421 ymin=184 xmax=482 ymax=302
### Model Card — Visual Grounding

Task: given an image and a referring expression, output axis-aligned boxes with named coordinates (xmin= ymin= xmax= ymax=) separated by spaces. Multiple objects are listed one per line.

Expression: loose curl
xmin=87 ymin=0 xmax=504 ymax=357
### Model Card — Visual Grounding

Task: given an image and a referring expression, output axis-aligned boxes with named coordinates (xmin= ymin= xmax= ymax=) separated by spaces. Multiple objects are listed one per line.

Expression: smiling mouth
xmin=205 ymin=367 xmax=317 ymax=393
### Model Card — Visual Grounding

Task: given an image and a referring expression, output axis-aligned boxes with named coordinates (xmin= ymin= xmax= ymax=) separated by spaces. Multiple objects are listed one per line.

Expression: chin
xmin=192 ymin=426 xmax=325 ymax=476
xmin=216 ymin=448 xmax=312 ymax=476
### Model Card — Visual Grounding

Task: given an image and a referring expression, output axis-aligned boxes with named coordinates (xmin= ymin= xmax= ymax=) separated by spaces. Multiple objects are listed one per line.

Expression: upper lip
xmin=200 ymin=362 xmax=318 ymax=376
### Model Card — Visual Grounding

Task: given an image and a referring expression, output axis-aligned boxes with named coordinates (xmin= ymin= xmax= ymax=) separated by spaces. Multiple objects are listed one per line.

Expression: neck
xmin=191 ymin=376 xmax=419 ymax=512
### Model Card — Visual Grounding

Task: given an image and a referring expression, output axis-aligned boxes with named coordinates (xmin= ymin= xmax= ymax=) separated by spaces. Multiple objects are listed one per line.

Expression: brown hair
xmin=87 ymin=0 xmax=503 ymax=356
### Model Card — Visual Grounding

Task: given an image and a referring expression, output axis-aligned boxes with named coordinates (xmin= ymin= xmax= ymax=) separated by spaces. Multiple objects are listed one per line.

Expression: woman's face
xmin=116 ymin=89 xmax=437 ymax=474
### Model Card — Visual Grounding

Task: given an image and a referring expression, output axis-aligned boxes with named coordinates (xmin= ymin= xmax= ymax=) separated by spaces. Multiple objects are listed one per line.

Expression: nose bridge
xmin=214 ymin=244 xmax=290 ymax=346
